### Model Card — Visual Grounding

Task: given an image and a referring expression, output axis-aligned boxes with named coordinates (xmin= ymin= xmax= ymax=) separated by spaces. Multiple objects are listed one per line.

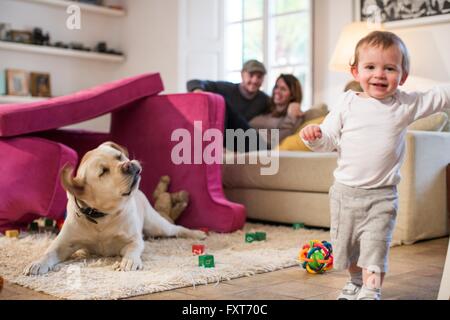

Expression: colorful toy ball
xmin=298 ymin=240 xmax=333 ymax=274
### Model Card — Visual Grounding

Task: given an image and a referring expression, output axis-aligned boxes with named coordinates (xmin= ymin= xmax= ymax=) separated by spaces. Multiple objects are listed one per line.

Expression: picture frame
xmin=30 ymin=72 xmax=52 ymax=97
xmin=6 ymin=69 xmax=30 ymax=96
xmin=0 ymin=70 xmax=6 ymax=96
xmin=354 ymin=0 xmax=450 ymax=28
xmin=8 ymin=30 xmax=33 ymax=44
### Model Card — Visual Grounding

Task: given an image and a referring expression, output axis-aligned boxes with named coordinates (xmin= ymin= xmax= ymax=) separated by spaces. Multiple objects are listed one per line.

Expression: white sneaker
xmin=337 ymin=281 xmax=362 ymax=300
xmin=356 ymin=286 xmax=381 ymax=300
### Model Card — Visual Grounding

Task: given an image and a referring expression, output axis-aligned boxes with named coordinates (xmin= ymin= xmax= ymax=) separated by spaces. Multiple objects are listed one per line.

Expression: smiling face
xmin=351 ymin=44 xmax=408 ymax=100
xmin=61 ymin=142 xmax=142 ymax=212
xmin=272 ymin=77 xmax=292 ymax=107
xmin=241 ymin=71 xmax=265 ymax=95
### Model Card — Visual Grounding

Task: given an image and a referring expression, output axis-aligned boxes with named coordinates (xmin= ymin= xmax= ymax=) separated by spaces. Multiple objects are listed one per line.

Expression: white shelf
xmin=0 ymin=95 xmax=49 ymax=104
xmin=18 ymin=0 xmax=126 ymax=17
xmin=0 ymin=41 xmax=125 ymax=63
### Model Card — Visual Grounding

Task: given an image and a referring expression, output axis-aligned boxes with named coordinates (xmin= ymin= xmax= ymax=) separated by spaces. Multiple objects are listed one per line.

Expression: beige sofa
xmin=223 ymin=130 xmax=450 ymax=245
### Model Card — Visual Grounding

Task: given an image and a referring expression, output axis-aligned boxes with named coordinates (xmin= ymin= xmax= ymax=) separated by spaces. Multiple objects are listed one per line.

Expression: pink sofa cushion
xmin=0 ymin=137 xmax=78 ymax=232
xmin=110 ymin=93 xmax=246 ymax=233
xmin=0 ymin=73 xmax=164 ymax=137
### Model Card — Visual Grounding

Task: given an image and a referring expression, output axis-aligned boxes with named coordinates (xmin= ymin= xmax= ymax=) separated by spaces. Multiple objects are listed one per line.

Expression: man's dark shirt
xmin=187 ymin=80 xmax=270 ymax=121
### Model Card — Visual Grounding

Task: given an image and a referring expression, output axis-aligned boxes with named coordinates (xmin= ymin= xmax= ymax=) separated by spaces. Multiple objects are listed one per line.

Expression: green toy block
xmin=198 ymin=255 xmax=206 ymax=266
xmin=245 ymin=233 xmax=256 ymax=243
xmin=203 ymin=255 xmax=215 ymax=268
xmin=44 ymin=218 xmax=54 ymax=227
xmin=29 ymin=222 xmax=39 ymax=232
xmin=293 ymin=223 xmax=305 ymax=230
xmin=199 ymin=255 xmax=215 ymax=268
xmin=255 ymin=232 xmax=266 ymax=241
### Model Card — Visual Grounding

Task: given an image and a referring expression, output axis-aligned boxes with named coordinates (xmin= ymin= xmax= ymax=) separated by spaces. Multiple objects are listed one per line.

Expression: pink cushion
xmin=0 ymin=73 xmax=164 ymax=137
xmin=0 ymin=137 xmax=78 ymax=232
xmin=110 ymin=93 xmax=246 ymax=233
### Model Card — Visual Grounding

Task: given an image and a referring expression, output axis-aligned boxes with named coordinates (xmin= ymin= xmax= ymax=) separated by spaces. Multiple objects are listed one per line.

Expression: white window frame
xmin=223 ymin=0 xmax=314 ymax=108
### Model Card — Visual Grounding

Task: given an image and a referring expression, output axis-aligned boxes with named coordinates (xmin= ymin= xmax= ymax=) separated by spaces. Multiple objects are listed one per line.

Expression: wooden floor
xmin=1 ymin=237 xmax=447 ymax=300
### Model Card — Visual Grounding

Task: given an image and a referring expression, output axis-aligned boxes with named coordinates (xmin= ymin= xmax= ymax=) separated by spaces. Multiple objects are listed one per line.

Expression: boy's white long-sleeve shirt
xmin=303 ymin=86 xmax=450 ymax=189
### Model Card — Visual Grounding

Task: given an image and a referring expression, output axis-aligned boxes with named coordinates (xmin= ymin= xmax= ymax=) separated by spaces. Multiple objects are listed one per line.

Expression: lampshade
xmin=329 ymin=22 xmax=383 ymax=73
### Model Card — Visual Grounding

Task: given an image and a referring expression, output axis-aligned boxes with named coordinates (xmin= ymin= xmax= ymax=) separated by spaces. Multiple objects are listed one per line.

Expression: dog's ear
xmin=60 ymin=163 xmax=85 ymax=197
xmin=101 ymin=141 xmax=129 ymax=158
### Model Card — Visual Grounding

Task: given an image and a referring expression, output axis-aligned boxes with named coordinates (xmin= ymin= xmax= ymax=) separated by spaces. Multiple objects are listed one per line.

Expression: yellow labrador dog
xmin=24 ymin=141 xmax=206 ymax=275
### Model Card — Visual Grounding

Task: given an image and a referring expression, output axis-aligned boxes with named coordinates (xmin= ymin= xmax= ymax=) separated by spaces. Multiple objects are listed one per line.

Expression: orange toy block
xmin=5 ymin=230 xmax=19 ymax=238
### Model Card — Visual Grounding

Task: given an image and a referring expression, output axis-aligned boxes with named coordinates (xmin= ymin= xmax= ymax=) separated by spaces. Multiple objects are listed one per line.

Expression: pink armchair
xmin=0 ymin=73 xmax=245 ymax=233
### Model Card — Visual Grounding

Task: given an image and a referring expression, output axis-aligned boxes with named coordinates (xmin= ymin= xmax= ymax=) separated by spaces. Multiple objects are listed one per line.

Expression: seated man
xmin=187 ymin=60 xmax=270 ymax=134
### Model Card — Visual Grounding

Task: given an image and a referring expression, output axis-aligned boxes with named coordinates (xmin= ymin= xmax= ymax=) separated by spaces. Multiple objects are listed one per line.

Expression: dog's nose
xmin=121 ymin=162 xmax=141 ymax=175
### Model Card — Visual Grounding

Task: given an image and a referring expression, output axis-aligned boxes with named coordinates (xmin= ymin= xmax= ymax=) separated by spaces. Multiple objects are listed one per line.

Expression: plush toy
xmin=152 ymin=176 xmax=189 ymax=224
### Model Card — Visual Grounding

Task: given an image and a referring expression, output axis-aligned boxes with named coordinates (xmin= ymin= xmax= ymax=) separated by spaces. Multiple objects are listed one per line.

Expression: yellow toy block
xmin=5 ymin=230 xmax=19 ymax=238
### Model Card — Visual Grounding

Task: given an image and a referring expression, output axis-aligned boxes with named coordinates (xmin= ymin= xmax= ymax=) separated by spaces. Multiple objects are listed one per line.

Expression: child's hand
xmin=300 ymin=124 xmax=322 ymax=141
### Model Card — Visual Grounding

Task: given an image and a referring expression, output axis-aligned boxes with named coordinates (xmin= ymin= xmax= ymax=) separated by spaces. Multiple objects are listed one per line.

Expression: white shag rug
xmin=0 ymin=223 xmax=330 ymax=300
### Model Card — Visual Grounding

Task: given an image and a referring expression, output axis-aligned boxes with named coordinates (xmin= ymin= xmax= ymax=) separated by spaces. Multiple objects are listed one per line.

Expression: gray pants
xmin=329 ymin=182 xmax=398 ymax=273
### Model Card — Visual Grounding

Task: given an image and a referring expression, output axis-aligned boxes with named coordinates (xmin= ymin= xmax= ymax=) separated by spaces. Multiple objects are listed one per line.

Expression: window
xmin=224 ymin=0 xmax=313 ymax=108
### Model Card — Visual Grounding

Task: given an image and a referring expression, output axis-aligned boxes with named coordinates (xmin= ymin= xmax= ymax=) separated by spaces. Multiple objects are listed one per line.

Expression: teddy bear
xmin=152 ymin=175 xmax=189 ymax=224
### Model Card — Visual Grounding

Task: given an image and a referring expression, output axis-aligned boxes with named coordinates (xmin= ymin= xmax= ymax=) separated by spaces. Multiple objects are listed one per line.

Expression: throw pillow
xmin=442 ymin=108 xmax=450 ymax=132
xmin=408 ymin=112 xmax=448 ymax=132
xmin=277 ymin=116 xmax=326 ymax=151
xmin=303 ymin=103 xmax=328 ymax=123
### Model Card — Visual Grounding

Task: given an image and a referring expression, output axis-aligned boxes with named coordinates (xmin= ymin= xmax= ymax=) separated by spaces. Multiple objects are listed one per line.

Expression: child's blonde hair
xmin=351 ymin=31 xmax=410 ymax=74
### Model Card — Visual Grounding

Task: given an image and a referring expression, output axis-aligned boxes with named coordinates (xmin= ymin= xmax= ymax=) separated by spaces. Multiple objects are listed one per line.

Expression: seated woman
xmin=250 ymin=74 xmax=304 ymax=149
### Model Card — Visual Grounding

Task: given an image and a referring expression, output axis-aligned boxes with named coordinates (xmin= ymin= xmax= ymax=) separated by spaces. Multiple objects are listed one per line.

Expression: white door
xmin=178 ymin=0 xmax=225 ymax=92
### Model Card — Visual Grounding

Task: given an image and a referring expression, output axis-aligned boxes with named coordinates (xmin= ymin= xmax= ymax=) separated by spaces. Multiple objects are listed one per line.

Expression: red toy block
xmin=192 ymin=244 xmax=205 ymax=255
xmin=56 ymin=219 xmax=65 ymax=231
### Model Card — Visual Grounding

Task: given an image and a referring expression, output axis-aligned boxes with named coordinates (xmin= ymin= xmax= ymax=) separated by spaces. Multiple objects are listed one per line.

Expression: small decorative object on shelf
xmin=96 ymin=41 xmax=107 ymax=53
xmin=32 ymin=28 xmax=50 ymax=46
xmin=53 ymin=41 xmax=69 ymax=49
xmin=6 ymin=30 xmax=33 ymax=44
xmin=0 ymin=23 xmax=123 ymax=58
xmin=69 ymin=42 xmax=91 ymax=52
xmin=95 ymin=41 xmax=122 ymax=56
xmin=6 ymin=69 xmax=30 ymax=96
xmin=30 ymin=72 xmax=51 ymax=98
xmin=77 ymin=0 xmax=104 ymax=5
xmin=0 ymin=22 xmax=11 ymax=41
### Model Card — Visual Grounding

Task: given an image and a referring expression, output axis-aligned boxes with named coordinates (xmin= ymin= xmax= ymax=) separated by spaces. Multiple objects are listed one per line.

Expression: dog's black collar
xmin=74 ymin=198 xmax=108 ymax=224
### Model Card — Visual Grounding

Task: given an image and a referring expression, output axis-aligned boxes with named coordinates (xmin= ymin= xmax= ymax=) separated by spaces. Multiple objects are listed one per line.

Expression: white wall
xmin=313 ymin=0 xmax=450 ymax=109
xmin=118 ymin=0 xmax=179 ymax=94
xmin=313 ymin=0 xmax=354 ymax=108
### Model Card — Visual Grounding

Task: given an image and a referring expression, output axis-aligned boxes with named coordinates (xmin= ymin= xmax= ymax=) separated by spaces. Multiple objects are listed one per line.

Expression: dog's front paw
xmin=23 ymin=260 xmax=53 ymax=276
xmin=115 ymin=257 xmax=143 ymax=272
xmin=188 ymin=230 xmax=207 ymax=240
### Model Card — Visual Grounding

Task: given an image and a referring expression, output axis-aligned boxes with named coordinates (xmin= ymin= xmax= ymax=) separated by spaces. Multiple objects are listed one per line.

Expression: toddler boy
xmin=301 ymin=31 xmax=450 ymax=300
